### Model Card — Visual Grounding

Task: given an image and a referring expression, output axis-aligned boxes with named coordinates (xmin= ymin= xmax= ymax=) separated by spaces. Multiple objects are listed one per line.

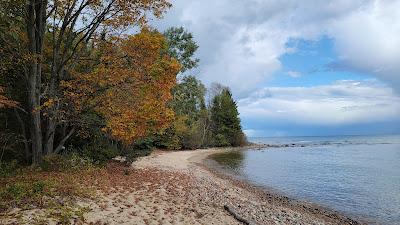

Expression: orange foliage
xmin=64 ymin=30 xmax=180 ymax=144
xmin=0 ymin=86 xmax=17 ymax=108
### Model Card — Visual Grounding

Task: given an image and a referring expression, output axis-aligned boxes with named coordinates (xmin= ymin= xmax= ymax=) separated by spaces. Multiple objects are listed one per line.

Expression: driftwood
xmin=224 ymin=204 xmax=253 ymax=225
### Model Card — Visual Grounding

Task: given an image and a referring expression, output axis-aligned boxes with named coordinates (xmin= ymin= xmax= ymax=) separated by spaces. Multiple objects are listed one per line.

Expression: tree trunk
xmin=14 ymin=109 xmax=30 ymax=163
xmin=45 ymin=34 xmax=60 ymax=155
xmin=26 ymin=0 xmax=47 ymax=165
xmin=45 ymin=120 xmax=56 ymax=154
xmin=26 ymin=18 xmax=43 ymax=164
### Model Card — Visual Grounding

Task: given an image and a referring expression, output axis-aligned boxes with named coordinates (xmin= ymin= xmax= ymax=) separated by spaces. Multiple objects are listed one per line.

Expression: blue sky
xmin=270 ymin=37 xmax=373 ymax=88
xmin=154 ymin=0 xmax=400 ymax=137
xmin=239 ymin=36 xmax=399 ymax=137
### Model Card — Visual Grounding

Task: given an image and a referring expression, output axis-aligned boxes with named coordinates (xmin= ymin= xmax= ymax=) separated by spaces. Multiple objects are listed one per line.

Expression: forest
xmin=0 ymin=0 xmax=247 ymax=169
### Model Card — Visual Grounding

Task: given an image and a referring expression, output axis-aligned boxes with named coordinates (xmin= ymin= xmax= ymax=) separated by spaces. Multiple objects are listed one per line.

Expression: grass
xmin=0 ymin=169 xmax=97 ymax=209
xmin=0 ymin=157 xmax=165 ymax=224
xmin=0 ymin=165 xmax=99 ymax=224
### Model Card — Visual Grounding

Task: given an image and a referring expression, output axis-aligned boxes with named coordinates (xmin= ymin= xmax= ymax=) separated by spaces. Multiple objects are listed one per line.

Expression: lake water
xmin=210 ymin=135 xmax=400 ymax=224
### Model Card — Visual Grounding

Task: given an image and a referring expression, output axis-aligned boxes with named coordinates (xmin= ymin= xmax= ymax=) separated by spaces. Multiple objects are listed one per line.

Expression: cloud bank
xmin=238 ymin=80 xmax=400 ymax=136
xmin=155 ymin=0 xmax=400 ymax=94
xmin=153 ymin=0 xmax=400 ymax=136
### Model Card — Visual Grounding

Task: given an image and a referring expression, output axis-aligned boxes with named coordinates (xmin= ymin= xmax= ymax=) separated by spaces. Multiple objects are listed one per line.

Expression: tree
xmin=21 ymin=0 xmax=172 ymax=164
xmin=207 ymin=82 xmax=226 ymax=106
xmin=160 ymin=75 xmax=207 ymax=149
xmin=0 ymin=1 xmax=31 ymax=161
xmin=171 ymin=75 xmax=206 ymax=121
xmin=155 ymin=27 xmax=203 ymax=150
xmin=157 ymin=115 xmax=189 ymax=150
xmin=63 ymin=30 xmax=180 ymax=145
xmin=210 ymin=88 xmax=245 ymax=147
xmin=164 ymin=27 xmax=199 ymax=73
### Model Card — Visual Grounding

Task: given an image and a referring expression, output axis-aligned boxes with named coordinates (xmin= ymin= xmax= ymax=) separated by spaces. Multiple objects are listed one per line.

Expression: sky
xmin=152 ymin=0 xmax=400 ymax=137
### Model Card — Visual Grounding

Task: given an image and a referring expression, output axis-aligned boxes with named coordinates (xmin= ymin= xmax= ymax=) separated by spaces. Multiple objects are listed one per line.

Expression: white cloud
xmin=329 ymin=0 xmax=400 ymax=90
xmin=243 ymin=129 xmax=257 ymax=137
xmin=238 ymin=80 xmax=400 ymax=126
xmin=154 ymin=0 xmax=400 ymax=95
xmin=201 ymin=26 xmax=286 ymax=95
xmin=287 ymin=71 xmax=301 ymax=78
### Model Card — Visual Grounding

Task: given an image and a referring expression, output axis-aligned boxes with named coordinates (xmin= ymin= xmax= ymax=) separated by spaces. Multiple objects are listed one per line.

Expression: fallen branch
xmin=224 ymin=204 xmax=253 ymax=225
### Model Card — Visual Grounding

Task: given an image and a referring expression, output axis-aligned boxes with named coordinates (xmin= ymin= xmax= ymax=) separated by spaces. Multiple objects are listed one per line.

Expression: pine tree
xmin=210 ymin=88 xmax=245 ymax=146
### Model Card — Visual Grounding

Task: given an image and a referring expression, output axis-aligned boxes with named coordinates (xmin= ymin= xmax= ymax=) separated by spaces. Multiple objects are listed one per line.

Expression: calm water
xmin=211 ymin=135 xmax=400 ymax=224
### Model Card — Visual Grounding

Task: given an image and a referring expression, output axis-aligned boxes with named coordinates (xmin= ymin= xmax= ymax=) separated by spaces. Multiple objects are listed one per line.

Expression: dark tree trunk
xmin=45 ymin=34 xmax=61 ymax=155
xmin=45 ymin=120 xmax=56 ymax=154
xmin=26 ymin=0 xmax=47 ymax=165
xmin=14 ymin=109 xmax=30 ymax=162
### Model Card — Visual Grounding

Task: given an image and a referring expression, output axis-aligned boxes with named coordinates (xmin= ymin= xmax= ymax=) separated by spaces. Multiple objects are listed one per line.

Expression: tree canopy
xmin=0 ymin=0 xmax=246 ymax=166
xmin=64 ymin=30 xmax=180 ymax=145
xmin=164 ymin=27 xmax=199 ymax=73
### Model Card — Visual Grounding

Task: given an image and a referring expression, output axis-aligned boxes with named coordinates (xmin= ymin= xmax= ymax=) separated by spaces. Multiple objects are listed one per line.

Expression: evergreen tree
xmin=210 ymin=88 xmax=245 ymax=146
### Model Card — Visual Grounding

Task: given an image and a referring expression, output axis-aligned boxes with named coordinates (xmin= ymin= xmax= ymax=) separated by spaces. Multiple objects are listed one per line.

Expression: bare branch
xmin=54 ymin=127 xmax=75 ymax=154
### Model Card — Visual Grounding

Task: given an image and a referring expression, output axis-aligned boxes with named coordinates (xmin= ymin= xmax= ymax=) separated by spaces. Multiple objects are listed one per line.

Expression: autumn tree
xmin=1 ymin=0 xmax=249 ymax=165
xmin=20 ymin=0 xmax=172 ymax=164
xmin=63 ymin=30 xmax=180 ymax=146
xmin=0 ymin=0 xmax=34 ymax=161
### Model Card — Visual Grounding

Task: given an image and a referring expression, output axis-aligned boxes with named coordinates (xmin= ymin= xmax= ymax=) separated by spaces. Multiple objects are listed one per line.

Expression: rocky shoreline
xmin=133 ymin=148 xmax=367 ymax=225
xmin=202 ymin=160 xmax=366 ymax=225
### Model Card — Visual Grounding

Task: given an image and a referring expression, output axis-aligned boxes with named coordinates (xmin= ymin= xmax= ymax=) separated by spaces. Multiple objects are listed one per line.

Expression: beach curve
xmin=129 ymin=148 xmax=364 ymax=225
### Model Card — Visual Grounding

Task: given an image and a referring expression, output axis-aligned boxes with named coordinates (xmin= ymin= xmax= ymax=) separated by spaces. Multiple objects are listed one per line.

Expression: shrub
xmin=40 ymin=153 xmax=94 ymax=172
xmin=232 ymin=131 xmax=248 ymax=147
xmin=214 ymin=133 xmax=230 ymax=147
xmin=132 ymin=138 xmax=154 ymax=151
xmin=0 ymin=160 xmax=20 ymax=177
xmin=181 ymin=125 xmax=203 ymax=150
xmin=65 ymin=153 xmax=94 ymax=170
xmin=0 ymin=174 xmax=93 ymax=214
xmin=80 ymin=143 xmax=120 ymax=164
xmin=155 ymin=116 xmax=188 ymax=150
xmin=124 ymin=139 xmax=154 ymax=163
xmin=2 ymin=182 xmax=28 ymax=202
xmin=0 ymin=180 xmax=52 ymax=209
xmin=125 ymin=147 xmax=152 ymax=163
xmin=40 ymin=154 xmax=68 ymax=172
xmin=32 ymin=181 xmax=46 ymax=194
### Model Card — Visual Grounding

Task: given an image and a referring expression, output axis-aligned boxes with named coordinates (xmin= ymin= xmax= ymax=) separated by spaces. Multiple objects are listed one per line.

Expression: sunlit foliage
xmin=64 ymin=30 xmax=180 ymax=144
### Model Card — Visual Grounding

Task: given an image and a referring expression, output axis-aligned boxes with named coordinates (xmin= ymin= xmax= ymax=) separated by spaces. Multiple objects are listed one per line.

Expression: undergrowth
xmin=0 ymin=154 xmax=147 ymax=224
xmin=0 ymin=158 xmax=99 ymax=224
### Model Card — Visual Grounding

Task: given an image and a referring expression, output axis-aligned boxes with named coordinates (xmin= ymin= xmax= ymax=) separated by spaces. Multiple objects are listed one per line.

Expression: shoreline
xmin=133 ymin=147 xmax=366 ymax=225
xmin=203 ymin=150 xmax=374 ymax=225
xmin=1 ymin=147 xmax=368 ymax=224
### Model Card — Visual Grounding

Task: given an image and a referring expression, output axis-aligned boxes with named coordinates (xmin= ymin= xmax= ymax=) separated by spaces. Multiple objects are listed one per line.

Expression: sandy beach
xmin=1 ymin=148 xmax=365 ymax=225
xmin=83 ymin=148 xmax=363 ymax=225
